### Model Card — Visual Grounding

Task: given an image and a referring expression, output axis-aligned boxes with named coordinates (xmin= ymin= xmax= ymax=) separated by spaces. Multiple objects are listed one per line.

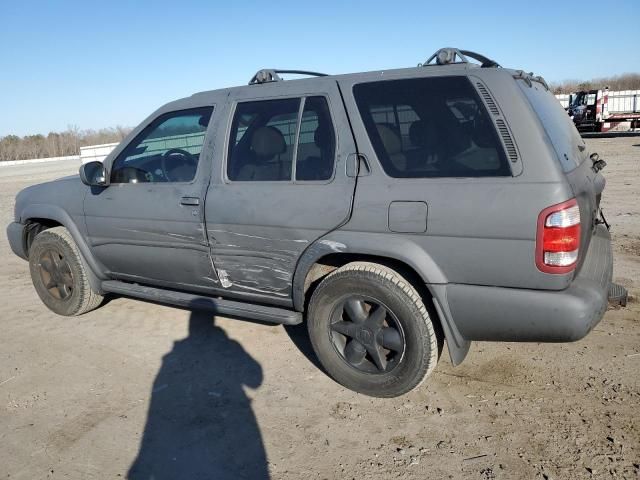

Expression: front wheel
xmin=307 ymin=262 xmax=441 ymax=397
xmin=29 ymin=227 xmax=103 ymax=316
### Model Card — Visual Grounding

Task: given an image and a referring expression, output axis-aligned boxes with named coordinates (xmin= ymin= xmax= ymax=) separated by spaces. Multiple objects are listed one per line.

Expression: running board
xmin=101 ymin=280 xmax=302 ymax=325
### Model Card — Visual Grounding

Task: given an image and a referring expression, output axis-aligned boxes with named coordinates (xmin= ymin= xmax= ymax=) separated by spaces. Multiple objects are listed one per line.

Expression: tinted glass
xmin=295 ymin=97 xmax=336 ymax=181
xmin=517 ymin=81 xmax=587 ymax=172
xmin=354 ymin=77 xmax=510 ymax=178
xmin=227 ymin=98 xmax=300 ymax=181
xmin=111 ymin=107 xmax=213 ymax=183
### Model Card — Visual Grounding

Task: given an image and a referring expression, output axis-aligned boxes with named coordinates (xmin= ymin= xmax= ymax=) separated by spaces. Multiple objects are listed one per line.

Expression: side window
xmin=111 ymin=107 xmax=213 ymax=184
xmin=295 ymin=96 xmax=336 ymax=181
xmin=353 ymin=77 xmax=511 ymax=178
xmin=227 ymin=98 xmax=300 ymax=181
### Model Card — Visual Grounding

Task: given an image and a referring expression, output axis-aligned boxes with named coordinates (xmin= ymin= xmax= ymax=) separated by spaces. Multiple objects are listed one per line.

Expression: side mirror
xmin=79 ymin=161 xmax=109 ymax=187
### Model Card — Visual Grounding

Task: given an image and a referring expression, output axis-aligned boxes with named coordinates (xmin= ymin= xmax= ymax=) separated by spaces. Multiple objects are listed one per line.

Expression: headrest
xmin=198 ymin=114 xmax=210 ymax=128
xmin=251 ymin=126 xmax=286 ymax=157
xmin=314 ymin=124 xmax=332 ymax=149
xmin=375 ymin=123 xmax=402 ymax=155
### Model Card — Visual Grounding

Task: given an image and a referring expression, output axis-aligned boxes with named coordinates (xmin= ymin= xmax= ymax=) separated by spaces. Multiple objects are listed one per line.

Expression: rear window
xmin=517 ymin=81 xmax=587 ymax=172
xmin=353 ymin=76 xmax=511 ymax=178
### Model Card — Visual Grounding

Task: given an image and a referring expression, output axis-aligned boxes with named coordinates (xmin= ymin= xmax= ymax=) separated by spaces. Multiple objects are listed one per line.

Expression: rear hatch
xmin=516 ymin=78 xmax=605 ymax=274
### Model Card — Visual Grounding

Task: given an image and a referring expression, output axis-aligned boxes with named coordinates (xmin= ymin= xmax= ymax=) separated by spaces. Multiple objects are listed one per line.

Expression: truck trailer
xmin=561 ymin=89 xmax=640 ymax=132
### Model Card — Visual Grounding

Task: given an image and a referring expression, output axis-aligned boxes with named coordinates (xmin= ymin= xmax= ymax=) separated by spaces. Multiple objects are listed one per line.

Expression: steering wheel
xmin=161 ymin=148 xmax=197 ymax=182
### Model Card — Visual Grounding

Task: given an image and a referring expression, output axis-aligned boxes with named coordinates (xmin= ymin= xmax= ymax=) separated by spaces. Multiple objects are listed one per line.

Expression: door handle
xmin=180 ymin=196 xmax=200 ymax=206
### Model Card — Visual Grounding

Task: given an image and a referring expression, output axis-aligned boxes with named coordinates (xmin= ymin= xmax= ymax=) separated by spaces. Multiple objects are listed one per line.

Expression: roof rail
xmin=421 ymin=48 xmax=500 ymax=68
xmin=249 ymin=69 xmax=329 ymax=85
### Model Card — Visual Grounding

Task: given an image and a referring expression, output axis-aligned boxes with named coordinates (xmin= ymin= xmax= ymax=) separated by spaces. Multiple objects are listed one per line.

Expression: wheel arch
xmin=21 ymin=204 xmax=107 ymax=293
xmin=293 ymin=233 xmax=471 ymax=366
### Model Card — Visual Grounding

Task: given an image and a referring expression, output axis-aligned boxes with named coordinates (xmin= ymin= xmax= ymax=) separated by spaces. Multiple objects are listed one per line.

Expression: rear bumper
xmin=447 ymin=225 xmax=613 ymax=342
xmin=7 ymin=222 xmax=27 ymax=260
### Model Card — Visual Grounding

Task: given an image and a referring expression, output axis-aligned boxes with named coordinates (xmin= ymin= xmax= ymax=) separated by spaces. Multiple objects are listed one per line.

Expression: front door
xmin=205 ymin=80 xmax=357 ymax=303
xmin=84 ymin=105 xmax=219 ymax=289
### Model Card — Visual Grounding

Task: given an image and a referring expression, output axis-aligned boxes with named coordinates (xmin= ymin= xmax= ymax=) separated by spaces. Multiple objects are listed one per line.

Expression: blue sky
xmin=1 ymin=0 xmax=639 ymax=137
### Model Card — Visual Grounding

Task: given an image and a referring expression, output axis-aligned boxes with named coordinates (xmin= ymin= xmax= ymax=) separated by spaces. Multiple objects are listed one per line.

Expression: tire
xmin=307 ymin=261 xmax=441 ymax=398
xmin=28 ymin=226 xmax=103 ymax=316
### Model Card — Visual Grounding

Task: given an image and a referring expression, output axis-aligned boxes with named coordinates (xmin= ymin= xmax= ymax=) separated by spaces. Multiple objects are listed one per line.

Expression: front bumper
xmin=447 ymin=225 xmax=613 ymax=342
xmin=7 ymin=222 xmax=27 ymax=260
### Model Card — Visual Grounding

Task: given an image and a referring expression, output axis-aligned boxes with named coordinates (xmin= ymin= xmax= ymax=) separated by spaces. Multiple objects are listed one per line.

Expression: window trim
xmin=352 ymin=76 xmax=514 ymax=180
xmin=223 ymin=94 xmax=338 ymax=185
xmin=109 ymin=106 xmax=214 ymax=186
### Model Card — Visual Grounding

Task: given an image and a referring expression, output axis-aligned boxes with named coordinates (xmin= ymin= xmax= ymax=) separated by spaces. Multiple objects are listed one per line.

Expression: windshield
xmin=570 ymin=92 xmax=586 ymax=107
xmin=518 ymin=81 xmax=587 ymax=172
xmin=571 ymin=91 xmax=596 ymax=107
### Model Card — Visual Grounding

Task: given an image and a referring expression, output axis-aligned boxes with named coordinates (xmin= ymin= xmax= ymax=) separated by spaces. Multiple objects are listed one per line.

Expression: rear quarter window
xmin=516 ymin=81 xmax=587 ymax=172
xmin=353 ymin=76 xmax=511 ymax=178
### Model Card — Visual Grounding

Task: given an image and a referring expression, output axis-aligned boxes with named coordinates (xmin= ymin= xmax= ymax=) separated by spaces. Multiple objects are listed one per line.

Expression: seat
xmin=236 ymin=126 xmax=289 ymax=181
xmin=407 ymin=119 xmax=443 ymax=170
xmin=296 ymin=124 xmax=334 ymax=180
xmin=375 ymin=124 xmax=407 ymax=172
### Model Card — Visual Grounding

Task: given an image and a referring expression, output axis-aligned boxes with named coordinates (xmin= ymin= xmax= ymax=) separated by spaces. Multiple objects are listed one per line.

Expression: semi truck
xmin=558 ymin=89 xmax=640 ymax=132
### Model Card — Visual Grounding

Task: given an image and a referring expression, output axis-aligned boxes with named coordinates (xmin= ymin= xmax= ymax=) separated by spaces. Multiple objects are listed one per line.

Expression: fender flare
xmin=292 ymin=231 xmax=470 ymax=365
xmin=21 ymin=203 xmax=107 ymax=294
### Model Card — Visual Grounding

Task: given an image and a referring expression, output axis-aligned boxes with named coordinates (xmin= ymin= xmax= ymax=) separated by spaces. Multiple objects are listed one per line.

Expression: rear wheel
xmin=307 ymin=262 xmax=441 ymax=397
xmin=29 ymin=227 xmax=103 ymax=316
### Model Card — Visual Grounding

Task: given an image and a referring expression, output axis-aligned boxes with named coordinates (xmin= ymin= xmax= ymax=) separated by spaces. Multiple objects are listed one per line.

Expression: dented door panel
xmin=205 ymin=80 xmax=357 ymax=300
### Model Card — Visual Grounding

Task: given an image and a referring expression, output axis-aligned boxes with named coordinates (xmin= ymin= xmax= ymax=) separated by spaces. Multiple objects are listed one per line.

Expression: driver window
xmin=111 ymin=106 xmax=213 ymax=184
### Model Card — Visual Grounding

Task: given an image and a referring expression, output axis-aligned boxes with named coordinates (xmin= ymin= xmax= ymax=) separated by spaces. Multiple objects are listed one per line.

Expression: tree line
xmin=0 ymin=126 xmax=131 ymax=162
xmin=551 ymin=73 xmax=640 ymax=94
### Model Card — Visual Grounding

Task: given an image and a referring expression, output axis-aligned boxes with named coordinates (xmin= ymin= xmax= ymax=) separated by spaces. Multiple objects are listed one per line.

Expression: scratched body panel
xmin=205 ymin=181 xmax=354 ymax=297
xmin=208 ymin=225 xmax=311 ymax=296
xmin=203 ymin=78 xmax=358 ymax=300
xmin=84 ymin=180 xmax=217 ymax=288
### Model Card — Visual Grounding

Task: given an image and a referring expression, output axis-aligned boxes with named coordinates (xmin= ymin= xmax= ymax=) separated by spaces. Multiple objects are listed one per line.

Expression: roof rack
xmin=249 ymin=69 xmax=329 ymax=85
xmin=421 ymin=48 xmax=500 ymax=68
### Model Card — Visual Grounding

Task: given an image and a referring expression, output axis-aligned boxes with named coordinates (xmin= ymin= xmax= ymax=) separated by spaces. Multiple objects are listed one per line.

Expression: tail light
xmin=536 ymin=199 xmax=581 ymax=274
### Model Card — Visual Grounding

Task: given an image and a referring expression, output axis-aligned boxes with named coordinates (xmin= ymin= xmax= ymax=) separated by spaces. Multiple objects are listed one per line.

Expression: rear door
xmin=205 ymin=79 xmax=356 ymax=303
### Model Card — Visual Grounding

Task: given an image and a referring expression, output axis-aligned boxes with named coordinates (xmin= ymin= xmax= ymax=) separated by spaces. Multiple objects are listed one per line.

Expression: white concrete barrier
xmin=0 ymin=155 xmax=80 ymax=167
xmin=0 ymin=141 xmax=121 ymax=168
xmin=556 ymin=94 xmax=570 ymax=109
xmin=80 ymin=142 xmax=119 ymax=164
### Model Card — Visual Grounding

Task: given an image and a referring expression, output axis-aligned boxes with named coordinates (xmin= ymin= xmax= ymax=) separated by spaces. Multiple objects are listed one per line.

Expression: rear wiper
xmin=590 ymin=152 xmax=606 ymax=173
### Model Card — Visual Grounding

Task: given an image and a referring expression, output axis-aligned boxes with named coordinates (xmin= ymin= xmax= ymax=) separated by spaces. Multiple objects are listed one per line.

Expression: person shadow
xmin=128 ymin=309 xmax=269 ymax=480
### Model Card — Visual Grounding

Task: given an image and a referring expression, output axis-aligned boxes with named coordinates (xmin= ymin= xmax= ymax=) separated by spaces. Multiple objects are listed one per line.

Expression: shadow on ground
xmin=283 ymin=322 xmax=325 ymax=372
xmin=128 ymin=309 xmax=269 ymax=479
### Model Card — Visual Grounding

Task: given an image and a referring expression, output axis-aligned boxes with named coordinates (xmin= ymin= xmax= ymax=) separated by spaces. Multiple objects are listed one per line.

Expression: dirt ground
xmin=0 ymin=137 xmax=639 ymax=480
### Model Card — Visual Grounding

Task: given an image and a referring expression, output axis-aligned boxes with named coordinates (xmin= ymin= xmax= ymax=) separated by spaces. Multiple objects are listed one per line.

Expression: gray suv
xmin=7 ymin=48 xmax=621 ymax=397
